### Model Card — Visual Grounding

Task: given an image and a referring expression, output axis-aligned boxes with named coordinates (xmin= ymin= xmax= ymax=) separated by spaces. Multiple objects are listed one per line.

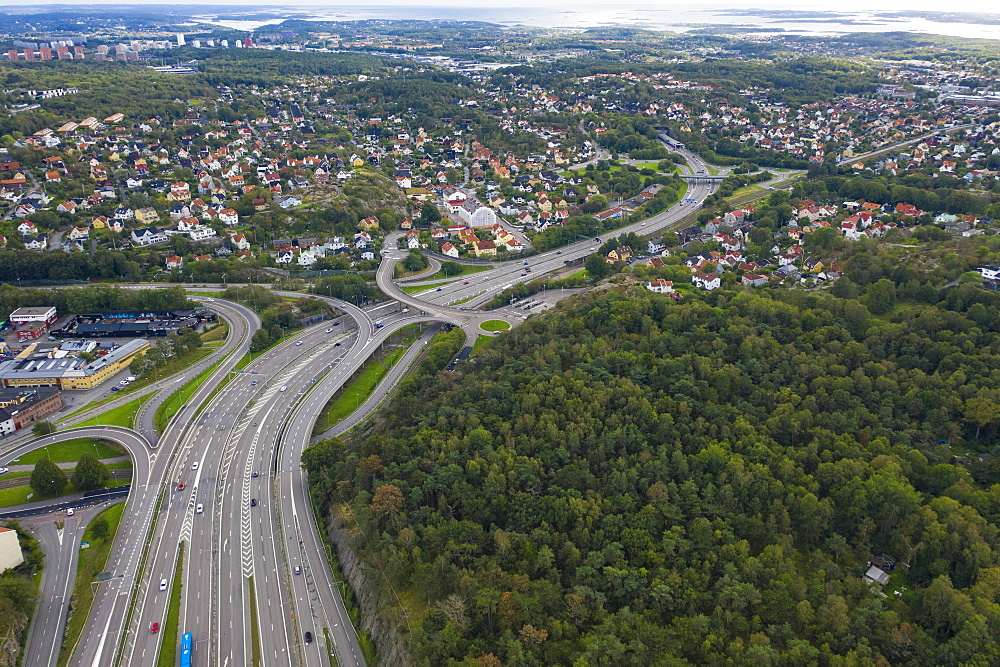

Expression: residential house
xmin=131 ymin=227 xmax=168 ymax=246
xmin=646 ymin=279 xmax=676 ymax=294
xmin=692 ymin=271 xmax=721 ymax=291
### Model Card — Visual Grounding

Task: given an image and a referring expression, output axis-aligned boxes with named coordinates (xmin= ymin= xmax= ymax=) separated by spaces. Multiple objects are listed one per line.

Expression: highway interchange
xmin=4 ymin=147 xmax=719 ymax=667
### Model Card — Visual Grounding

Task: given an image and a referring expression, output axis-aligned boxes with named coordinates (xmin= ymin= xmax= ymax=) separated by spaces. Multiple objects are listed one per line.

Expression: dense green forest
xmin=0 ymin=283 xmax=193 ymax=317
xmin=305 ymin=284 xmax=1000 ymax=665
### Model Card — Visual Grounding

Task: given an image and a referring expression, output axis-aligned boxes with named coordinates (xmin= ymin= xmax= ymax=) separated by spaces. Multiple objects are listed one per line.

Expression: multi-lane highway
xmin=9 ymin=146 xmax=721 ymax=667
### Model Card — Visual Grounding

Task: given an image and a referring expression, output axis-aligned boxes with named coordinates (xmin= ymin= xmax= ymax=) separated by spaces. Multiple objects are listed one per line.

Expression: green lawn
xmin=729 ymin=184 xmax=763 ymax=198
xmin=567 ymin=269 xmax=590 ymax=280
xmin=155 ymin=355 xmax=228 ymax=433
xmin=312 ymin=346 xmax=408 ymax=435
xmin=707 ymin=165 xmax=720 ymax=175
xmin=13 ymin=438 xmax=124 ymax=465
xmin=400 ymin=281 xmax=451 ymax=294
xmin=480 ymin=319 xmax=511 ymax=332
xmin=57 ymin=502 xmax=127 ymax=667
xmin=76 ymin=394 xmax=152 ymax=429
xmin=471 ymin=334 xmax=494 ymax=356
xmin=428 ymin=263 xmax=491 ymax=280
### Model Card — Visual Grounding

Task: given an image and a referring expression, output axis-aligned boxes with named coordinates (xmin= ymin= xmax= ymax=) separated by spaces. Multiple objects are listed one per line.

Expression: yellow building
xmin=0 ymin=339 xmax=150 ymax=390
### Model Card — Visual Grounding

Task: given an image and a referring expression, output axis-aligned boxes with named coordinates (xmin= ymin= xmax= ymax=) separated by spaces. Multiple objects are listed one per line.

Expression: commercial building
xmin=52 ymin=309 xmax=214 ymax=339
xmin=0 ymin=387 xmax=62 ymax=431
xmin=0 ymin=339 xmax=149 ymax=389
xmin=7 ymin=306 xmax=58 ymax=342
xmin=0 ymin=527 xmax=23 ymax=572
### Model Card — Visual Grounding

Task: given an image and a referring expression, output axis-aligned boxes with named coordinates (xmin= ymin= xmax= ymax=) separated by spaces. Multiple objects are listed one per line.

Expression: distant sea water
xmin=194 ymin=4 xmax=1000 ymax=41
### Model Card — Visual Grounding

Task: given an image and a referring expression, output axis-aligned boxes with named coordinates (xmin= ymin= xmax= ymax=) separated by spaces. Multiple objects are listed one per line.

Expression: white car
xmin=67 ymin=507 xmax=74 ymax=516
xmin=0 ymin=467 xmax=9 ymax=475
xmin=126 ymin=376 xmax=136 ymax=382
xmin=120 ymin=380 xmax=129 ymax=385
xmin=191 ymin=462 xmax=199 ymax=470
xmin=196 ymin=504 xmax=204 ymax=514
xmin=296 ymin=341 xmax=303 ymax=346
xmin=159 ymin=579 xmax=167 ymax=591
xmin=280 ymin=386 xmax=287 ymax=392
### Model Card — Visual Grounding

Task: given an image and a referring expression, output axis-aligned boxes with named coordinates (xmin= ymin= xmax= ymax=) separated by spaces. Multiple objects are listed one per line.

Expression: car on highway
xmin=556 ymin=250 xmax=562 ymax=254
xmin=641 ymin=222 xmax=646 ymax=226
xmin=177 ymin=481 xmax=185 ymax=491
xmin=304 ymin=632 xmax=313 ymax=645
xmin=523 ymin=261 xmax=529 ymax=265
xmin=0 ymin=467 xmax=8 ymax=475
xmin=296 ymin=340 xmax=303 ymax=346
xmin=280 ymin=386 xmax=287 ymax=392
xmin=294 ymin=566 xmax=301 ymax=575
xmin=334 ymin=342 xmax=341 ymax=347
xmin=252 ymin=470 xmax=259 ymax=478
xmin=67 ymin=508 xmax=74 ymax=516
xmin=463 ymin=280 xmax=469 ymax=284
xmin=191 ymin=462 xmax=199 ymax=470
xmin=436 ymin=287 xmax=443 ymax=291
xmin=159 ymin=579 xmax=167 ymax=591
xmin=196 ymin=504 xmax=204 ymax=514
xmin=251 ymin=380 xmax=257 ymax=386
xmin=333 ymin=321 xmax=340 ymax=325
xmin=250 ymin=498 xmax=257 ymax=507
xmin=150 ymin=622 xmax=159 ymax=633
xmin=375 ymin=321 xmax=383 ymax=329
xmin=326 ymin=328 xmax=332 ymax=333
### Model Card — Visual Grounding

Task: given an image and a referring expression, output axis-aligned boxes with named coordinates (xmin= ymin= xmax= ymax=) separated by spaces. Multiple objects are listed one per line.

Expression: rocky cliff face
xmin=327 ymin=513 xmax=412 ymax=667
xmin=0 ymin=612 xmax=28 ymax=667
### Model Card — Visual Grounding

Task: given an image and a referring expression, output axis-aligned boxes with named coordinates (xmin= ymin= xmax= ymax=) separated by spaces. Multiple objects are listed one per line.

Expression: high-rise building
xmin=176 ymin=33 xmax=185 ymax=46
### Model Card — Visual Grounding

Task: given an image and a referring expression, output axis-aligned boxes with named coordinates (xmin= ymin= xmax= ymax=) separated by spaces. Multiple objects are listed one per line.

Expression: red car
xmin=177 ymin=482 xmax=185 ymax=491
xmin=150 ymin=622 xmax=159 ymax=633
xmin=463 ymin=281 xmax=469 ymax=284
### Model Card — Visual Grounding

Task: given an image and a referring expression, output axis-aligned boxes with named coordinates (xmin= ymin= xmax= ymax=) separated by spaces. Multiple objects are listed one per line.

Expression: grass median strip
xmin=312 ymin=346 xmax=408 ymax=435
xmin=76 ymin=394 xmax=152 ymax=429
xmin=156 ymin=542 xmax=185 ymax=667
xmin=57 ymin=501 xmax=126 ymax=667
xmin=400 ymin=281 xmax=451 ymax=294
xmin=154 ymin=358 xmax=223 ymax=433
xmin=248 ymin=575 xmax=262 ymax=667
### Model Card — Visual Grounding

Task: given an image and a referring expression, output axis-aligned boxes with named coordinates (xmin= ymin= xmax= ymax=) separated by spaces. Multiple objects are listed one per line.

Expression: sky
xmin=8 ymin=0 xmax=1000 ymax=10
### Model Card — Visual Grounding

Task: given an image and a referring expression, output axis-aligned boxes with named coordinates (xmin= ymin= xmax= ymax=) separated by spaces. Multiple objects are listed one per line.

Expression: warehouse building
xmin=0 ymin=339 xmax=150 ymax=389
xmin=0 ymin=387 xmax=62 ymax=433
xmin=52 ymin=309 xmax=214 ymax=339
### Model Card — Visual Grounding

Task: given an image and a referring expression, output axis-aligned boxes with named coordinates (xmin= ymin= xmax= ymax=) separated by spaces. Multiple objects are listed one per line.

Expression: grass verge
xmin=312 ymin=346 xmax=408 ymax=435
xmin=427 ymin=263 xmax=490 ymax=280
xmin=57 ymin=501 xmax=126 ymax=667
xmin=62 ymin=346 xmax=215 ymax=421
xmin=157 ymin=542 xmax=184 ymax=667
xmin=154 ymin=358 xmax=223 ymax=433
xmin=471 ymin=334 xmax=493 ymax=356
xmin=400 ymin=281 xmax=451 ymax=294
xmin=76 ymin=394 xmax=152 ymax=429
xmin=13 ymin=438 xmax=124 ymax=465
xmin=248 ymin=575 xmax=262 ymax=667
xmin=0 ymin=476 xmax=131 ymax=509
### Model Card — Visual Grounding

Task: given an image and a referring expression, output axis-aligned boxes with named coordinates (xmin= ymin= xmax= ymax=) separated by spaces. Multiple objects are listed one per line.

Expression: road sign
xmin=80 ymin=542 xmax=90 ymax=549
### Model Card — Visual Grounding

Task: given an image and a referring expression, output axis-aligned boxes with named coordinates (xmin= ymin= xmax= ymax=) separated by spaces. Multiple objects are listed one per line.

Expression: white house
xmin=131 ymin=227 xmax=168 ymax=246
xmin=17 ymin=221 xmax=37 ymax=235
xmin=692 ymin=271 xmax=721 ymax=291
xmin=24 ymin=234 xmax=48 ymax=250
xmin=646 ymin=279 xmax=675 ymax=294
xmin=218 ymin=208 xmax=239 ymax=225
